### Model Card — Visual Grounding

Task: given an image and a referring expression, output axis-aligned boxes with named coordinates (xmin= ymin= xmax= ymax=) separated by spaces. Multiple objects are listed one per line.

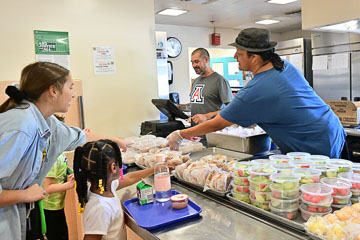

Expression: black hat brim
xmin=228 ymin=42 xmax=277 ymax=52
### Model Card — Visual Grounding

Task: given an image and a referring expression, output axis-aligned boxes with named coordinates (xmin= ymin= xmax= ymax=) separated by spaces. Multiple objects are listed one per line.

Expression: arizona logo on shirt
xmin=191 ymin=84 xmax=204 ymax=103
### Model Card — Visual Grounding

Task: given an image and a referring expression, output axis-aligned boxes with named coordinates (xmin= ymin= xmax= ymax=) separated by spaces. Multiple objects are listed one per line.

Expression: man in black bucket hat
xmin=167 ymin=28 xmax=346 ymax=159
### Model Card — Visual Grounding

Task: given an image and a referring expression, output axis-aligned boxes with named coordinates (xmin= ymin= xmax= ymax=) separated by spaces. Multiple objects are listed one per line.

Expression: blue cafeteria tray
xmin=123 ymin=190 xmax=202 ymax=230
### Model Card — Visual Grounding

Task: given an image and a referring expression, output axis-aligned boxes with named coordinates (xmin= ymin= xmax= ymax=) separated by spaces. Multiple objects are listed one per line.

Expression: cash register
xmin=140 ymin=99 xmax=188 ymax=137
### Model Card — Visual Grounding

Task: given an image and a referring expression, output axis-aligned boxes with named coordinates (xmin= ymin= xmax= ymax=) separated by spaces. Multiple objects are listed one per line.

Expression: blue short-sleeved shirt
xmin=220 ymin=60 xmax=346 ymax=158
xmin=0 ymin=101 xmax=86 ymax=240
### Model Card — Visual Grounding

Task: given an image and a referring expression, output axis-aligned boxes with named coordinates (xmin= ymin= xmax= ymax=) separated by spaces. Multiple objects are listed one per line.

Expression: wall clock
xmin=167 ymin=37 xmax=182 ymax=58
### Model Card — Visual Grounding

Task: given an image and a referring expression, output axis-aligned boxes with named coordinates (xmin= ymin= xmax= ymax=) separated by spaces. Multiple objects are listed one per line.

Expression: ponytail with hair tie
xmin=5 ymin=86 xmax=27 ymax=102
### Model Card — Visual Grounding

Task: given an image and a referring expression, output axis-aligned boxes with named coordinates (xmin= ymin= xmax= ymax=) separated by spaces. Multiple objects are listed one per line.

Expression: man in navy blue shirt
xmin=167 ymin=28 xmax=346 ymax=158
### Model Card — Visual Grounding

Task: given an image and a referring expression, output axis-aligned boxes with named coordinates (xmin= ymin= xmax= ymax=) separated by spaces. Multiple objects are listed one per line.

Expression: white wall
xmin=0 ymin=0 xmax=158 ymax=137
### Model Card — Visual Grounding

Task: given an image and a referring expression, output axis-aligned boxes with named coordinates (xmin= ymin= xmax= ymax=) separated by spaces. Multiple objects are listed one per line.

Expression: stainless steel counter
xmin=117 ymin=171 xmax=308 ymax=240
xmin=345 ymin=128 xmax=360 ymax=137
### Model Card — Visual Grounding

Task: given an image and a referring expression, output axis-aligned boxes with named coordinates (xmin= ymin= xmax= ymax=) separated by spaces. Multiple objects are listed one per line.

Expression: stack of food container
xmin=231 ymin=162 xmax=252 ymax=203
xmin=287 ymin=152 xmax=311 ymax=160
xmin=248 ymin=165 xmax=277 ymax=210
xmin=299 ymin=183 xmax=333 ymax=221
xmin=287 ymin=152 xmax=312 ymax=169
xmin=250 ymin=159 xmax=272 ymax=167
xmin=326 ymin=159 xmax=353 ymax=174
xmin=292 ymin=168 xmax=322 ymax=185
xmin=339 ymin=172 xmax=360 ymax=204
xmin=320 ymin=177 xmax=352 ymax=210
xmin=269 ymin=173 xmax=300 ymax=219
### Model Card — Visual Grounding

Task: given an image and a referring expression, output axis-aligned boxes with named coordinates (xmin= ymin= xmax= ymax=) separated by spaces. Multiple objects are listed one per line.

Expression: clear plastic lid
xmin=233 ymin=161 xmax=251 ymax=170
xmin=300 ymin=203 xmax=332 ymax=215
xmin=339 ymin=172 xmax=360 ymax=184
xmin=270 ymin=203 xmax=299 ymax=213
xmin=269 ymin=154 xmax=291 ymax=163
xmin=250 ymin=159 xmax=272 ymax=166
xmin=249 ymin=165 xmax=277 ymax=176
xmin=300 ymin=183 xmax=333 ymax=196
xmin=332 ymin=191 xmax=352 ymax=200
xmin=292 ymin=168 xmax=321 ymax=178
xmin=273 ymin=162 xmax=294 ymax=171
xmin=308 ymin=155 xmax=329 ymax=164
xmin=320 ymin=177 xmax=352 ymax=189
xmin=286 ymin=152 xmax=311 ymax=160
xmin=312 ymin=164 xmax=338 ymax=172
xmin=300 ymin=194 xmax=333 ymax=207
xmin=270 ymin=173 xmax=300 ymax=183
xmin=326 ymin=159 xmax=353 ymax=167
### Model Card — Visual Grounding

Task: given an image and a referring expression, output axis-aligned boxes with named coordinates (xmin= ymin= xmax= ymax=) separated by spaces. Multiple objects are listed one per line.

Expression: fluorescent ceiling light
xmin=317 ymin=20 xmax=360 ymax=33
xmin=255 ymin=19 xmax=280 ymax=25
xmin=267 ymin=0 xmax=298 ymax=4
xmin=157 ymin=9 xmax=188 ymax=16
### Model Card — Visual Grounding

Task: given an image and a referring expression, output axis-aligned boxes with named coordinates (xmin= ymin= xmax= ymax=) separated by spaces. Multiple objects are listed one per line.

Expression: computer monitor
xmin=151 ymin=99 xmax=188 ymax=121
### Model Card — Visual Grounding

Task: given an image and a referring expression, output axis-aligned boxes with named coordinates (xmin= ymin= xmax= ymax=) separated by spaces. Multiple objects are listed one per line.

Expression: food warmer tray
xmin=189 ymin=147 xmax=253 ymax=161
xmin=175 ymin=173 xmax=229 ymax=197
xmin=226 ymin=193 xmax=305 ymax=231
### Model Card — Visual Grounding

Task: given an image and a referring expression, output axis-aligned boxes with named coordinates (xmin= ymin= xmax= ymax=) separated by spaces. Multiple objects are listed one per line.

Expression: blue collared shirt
xmin=0 ymin=101 xmax=85 ymax=239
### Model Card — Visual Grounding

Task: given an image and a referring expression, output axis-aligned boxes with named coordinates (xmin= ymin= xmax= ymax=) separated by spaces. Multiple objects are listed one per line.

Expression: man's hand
xmin=166 ymin=130 xmax=183 ymax=150
xmin=191 ymin=114 xmax=208 ymax=124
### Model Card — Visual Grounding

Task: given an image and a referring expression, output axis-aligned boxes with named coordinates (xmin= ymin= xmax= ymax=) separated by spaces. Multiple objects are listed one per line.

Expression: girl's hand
xmin=24 ymin=184 xmax=45 ymax=202
xmin=66 ymin=174 xmax=75 ymax=189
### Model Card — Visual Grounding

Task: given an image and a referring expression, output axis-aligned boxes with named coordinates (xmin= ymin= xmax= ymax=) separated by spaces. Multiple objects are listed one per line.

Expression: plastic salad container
xmin=332 ymin=192 xmax=352 ymax=205
xmin=300 ymin=203 xmax=332 ymax=221
xmin=250 ymin=159 xmax=272 ymax=167
xmin=308 ymin=155 xmax=330 ymax=165
xmin=292 ymin=168 xmax=321 ymax=184
xmin=353 ymin=163 xmax=360 ymax=174
xmin=270 ymin=184 xmax=300 ymax=200
xmin=300 ymin=183 xmax=333 ymax=205
xmin=270 ymin=173 xmax=300 ymax=191
xmin=320 ymin=177 xmax=351 ymax=196
xmin=231 ymin=189 xmax=251 ymax=203
xmin=270 ymin=197 xmax=299 ymax=210
xmin=233 ymin=161 xmax=251 ymax=177
xmin=231 ymin=181 xmax=250 ymax=194
xmin=249 ymin=166 xmax=277 ymax=180
xmin=249 ymin=177 xmax=271 ymax=192
xmin=326 ymin=159 xmax=353 ymax=174
xmin=250 ymin=195 xmax=270 ymax=211
xmin=232 ymin=173 xmax=250 ymax=186
xmin=269 ymin=154 xmax=291 ymax=164
xmin=311 ymin=165 xmax=338 ymax=178
xmin=273 ymin=162 xmax=294 ymax=174
xmin=338 ymin=172 xmax=360 ymax=197
xmin=286 ymin=152 xmax=310 ymax=160
xmin=290 ymin=158 xmax=312 ymax=168
xmin=249 ymin=189 xmax=271 ymax=202
xmin=270 ymin=204 xmax=299 ymax=220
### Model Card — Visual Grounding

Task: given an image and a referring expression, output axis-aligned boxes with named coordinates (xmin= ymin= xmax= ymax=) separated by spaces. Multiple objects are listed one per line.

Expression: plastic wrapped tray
xmin=123 ymin=190 xmax=202 ymax=230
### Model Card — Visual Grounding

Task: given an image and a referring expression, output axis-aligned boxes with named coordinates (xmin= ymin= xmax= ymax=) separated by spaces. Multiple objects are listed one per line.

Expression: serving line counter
xmin=117 ymin=168 xmax=308 ymax=240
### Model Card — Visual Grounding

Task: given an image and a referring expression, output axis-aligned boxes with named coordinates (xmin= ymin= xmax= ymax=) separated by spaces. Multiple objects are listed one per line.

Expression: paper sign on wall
xmin=92 ymin=46 xmax=116 ymax=75
xmin=34 ymin=30 xmax=70 ymax=70
xmin=312 ymin=55 xmax=328 ymax=70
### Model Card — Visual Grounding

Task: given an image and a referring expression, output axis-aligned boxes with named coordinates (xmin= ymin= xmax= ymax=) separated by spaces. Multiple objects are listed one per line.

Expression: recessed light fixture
xmin=157 ymin=9 xmax=188 ymax=16
xmin=255 ymin=19 xmax=280 ymax=25
xmin=266 ymin=0 xmax=298 ymax=4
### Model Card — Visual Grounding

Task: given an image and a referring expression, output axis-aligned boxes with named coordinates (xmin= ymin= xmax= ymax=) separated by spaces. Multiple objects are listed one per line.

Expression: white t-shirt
xmin=83 ymin=179 xmax=127 ymax=240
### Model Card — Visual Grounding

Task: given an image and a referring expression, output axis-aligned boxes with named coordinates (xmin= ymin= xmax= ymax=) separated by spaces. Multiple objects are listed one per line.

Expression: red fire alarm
xmin=212 ymin=33 xmax=221 ymax=46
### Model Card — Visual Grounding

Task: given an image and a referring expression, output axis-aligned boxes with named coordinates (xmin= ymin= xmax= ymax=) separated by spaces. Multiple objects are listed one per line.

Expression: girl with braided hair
xmin=73 ymin=139 xmax=153 ymax=240
xmin=0 ymin=62 xmax=132 ymax=240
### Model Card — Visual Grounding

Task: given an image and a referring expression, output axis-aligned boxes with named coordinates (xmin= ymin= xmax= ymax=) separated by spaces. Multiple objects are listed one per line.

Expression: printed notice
xmin=34 ymin=30 xmax=70 ymax=70
xmin=312 ymin=55 xmax=328 ymax=70
xmin=92 ymin=46 xmax=116 ymax=75
xmin=329 ymin=53 xmax=349 ymax=69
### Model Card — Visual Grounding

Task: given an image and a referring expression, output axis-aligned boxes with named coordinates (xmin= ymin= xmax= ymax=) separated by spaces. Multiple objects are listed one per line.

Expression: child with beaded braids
xmin=74 ymin=139 xmax=154 ymax=240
